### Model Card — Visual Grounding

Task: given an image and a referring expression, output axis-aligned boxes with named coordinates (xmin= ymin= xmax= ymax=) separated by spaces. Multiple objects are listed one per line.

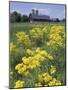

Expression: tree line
xmin=10 ymin=11 xmax=29 ymax=22
xmin=10 ymin=11 xmax=66 ymax=23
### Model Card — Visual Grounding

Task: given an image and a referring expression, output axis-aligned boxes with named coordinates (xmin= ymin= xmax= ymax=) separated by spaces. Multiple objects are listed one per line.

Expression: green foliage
xmin=10 ymin=11 xmax=21 ymax=22
xmin=10 ymin=11 xmax=29 ymax=23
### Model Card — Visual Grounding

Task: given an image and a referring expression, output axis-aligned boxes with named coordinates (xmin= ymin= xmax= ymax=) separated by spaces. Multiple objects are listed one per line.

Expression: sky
xmin=10 ymin=1 xmax=66 ymax=20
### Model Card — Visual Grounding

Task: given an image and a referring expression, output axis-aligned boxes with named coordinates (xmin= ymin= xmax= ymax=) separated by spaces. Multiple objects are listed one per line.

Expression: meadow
xmin=9 ymin=22 xmax=66 ymax=88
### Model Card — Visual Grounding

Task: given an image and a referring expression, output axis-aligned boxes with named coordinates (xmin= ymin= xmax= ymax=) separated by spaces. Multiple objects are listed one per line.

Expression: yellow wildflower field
xmin=9 ymin=23 xmax=66 ymax=88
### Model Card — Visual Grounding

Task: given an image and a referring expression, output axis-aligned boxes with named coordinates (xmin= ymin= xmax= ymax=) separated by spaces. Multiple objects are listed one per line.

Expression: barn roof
xmin=31 ymin=15 xmax=50 ymax=20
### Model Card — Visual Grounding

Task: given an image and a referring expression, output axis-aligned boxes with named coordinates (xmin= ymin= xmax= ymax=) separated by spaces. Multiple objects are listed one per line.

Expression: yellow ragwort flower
xmin=10 ymin=42 xmax=16 ymax=53
xmin=48 ymin=78 xmax=61 ymax=86
xmin=15 ymin=80 xmax=25 ymax=88
xmin=38 ymin=72 xmax=52 ymax=83
xmin=50 ymin=65 xmax=56 ymax=74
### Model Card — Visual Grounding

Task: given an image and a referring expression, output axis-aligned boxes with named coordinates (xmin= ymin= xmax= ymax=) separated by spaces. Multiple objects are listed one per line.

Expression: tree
xmin=56 ymin=18 xmax=60 ymax=22
xmin=22 ymin=15 xmax=29 ymax=22
xmin=16 ymin=13 xmax=21 ymax=22
xmin=62 ymin=18 xmax=66 ymax=22
xmin=10 ymin=11 xmax=21 ymax=22
xmin=29 ymin=13 xmax=32 ymax=22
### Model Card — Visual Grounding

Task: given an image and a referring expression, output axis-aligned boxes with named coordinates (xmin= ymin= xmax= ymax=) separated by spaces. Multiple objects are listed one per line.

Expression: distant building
xmin=51 ymin=18 xmax=58 ymax=22
xmin=29 ymin=9 xmax=50 ymax=22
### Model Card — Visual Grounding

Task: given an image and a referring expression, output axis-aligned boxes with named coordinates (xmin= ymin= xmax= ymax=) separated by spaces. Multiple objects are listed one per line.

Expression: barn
xmin=29 ymin=9 xmax=50 ymax=22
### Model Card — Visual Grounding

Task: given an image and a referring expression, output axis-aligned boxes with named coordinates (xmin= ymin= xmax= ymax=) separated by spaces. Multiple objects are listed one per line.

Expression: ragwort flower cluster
xmin=14 ymin=80 xmax=25 ymax=88
xmin=35 ymin=66 xmax=61 ymax=87
xmin=15 ymin=48 xmax=53 ymax=76
xmin=47 ymin=25 xmax=65 ymax=48
xmin=16 ymin=32 xmax=31 ymax=48
xmin=30 ymin=26 xmax=49 ymax=44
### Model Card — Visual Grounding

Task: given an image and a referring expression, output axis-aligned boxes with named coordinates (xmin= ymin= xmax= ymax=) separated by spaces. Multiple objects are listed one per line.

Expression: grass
xmin=10 ymin=22 xmax=65 ymax=39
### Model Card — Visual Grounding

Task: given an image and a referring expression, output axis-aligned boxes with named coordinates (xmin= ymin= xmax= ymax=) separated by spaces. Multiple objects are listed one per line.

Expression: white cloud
xmin=38 ymin=8 xmax=51 ymax=15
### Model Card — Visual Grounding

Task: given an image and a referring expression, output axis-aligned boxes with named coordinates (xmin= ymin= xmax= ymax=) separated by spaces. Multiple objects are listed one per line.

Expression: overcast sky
xmin=10 ymin=1 xmax=66 ymax=20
